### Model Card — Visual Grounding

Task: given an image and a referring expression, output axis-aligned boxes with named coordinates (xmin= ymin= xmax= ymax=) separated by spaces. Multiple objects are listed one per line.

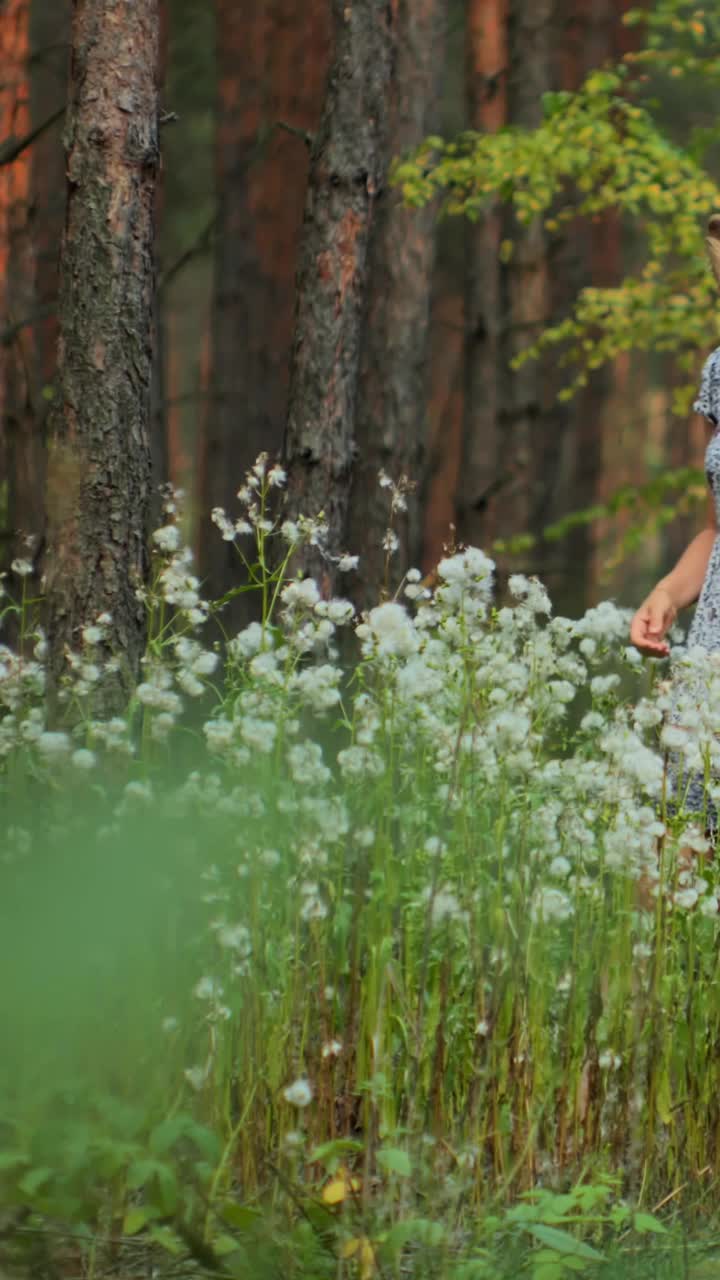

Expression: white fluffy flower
xmin=283 ymin=1077 xmax=313 ymax=1107
xmin=437 ymin=547 xmax=494 ymax=598
xmin=288 ymin=741 xmax=331 ymax=787
xmin=153 ymin=524 xmax=181 ymax=553
xmin=531 ymin=887 xmax=573 ymax=923
xmin=337 ymin=745 xmax=385 ymax=779
xmin=37 ymin=731 xmax=70 ymax=757
xmin=229 ymin=622 xmax=266 ymax=660
xmin=282 ymin=578 xmax=321 ymax=611
xmin=291 ymin=664 xmax=341 ymax=712
xmin=71 ymin=748 xmax=97 ymax=771
xmin=362 ymin=602 xmax=418 ymax=658
xmin=211 ymin=508 xmax=237 ymax=541
xmin=194 ymin=975 xmax=223 ymax=1001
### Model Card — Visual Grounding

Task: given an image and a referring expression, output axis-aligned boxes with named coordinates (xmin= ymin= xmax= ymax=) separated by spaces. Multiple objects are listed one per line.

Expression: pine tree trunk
xmin=198 ymin=0 xmax=330 ymax=614
xmin=493 ymin=0 xmax=557 ymax=580
xmin=149 ymin=0 xmax=169 ymax=525
xmin=283 ymin=0 xmax=397 ymax=589
xmin=458 ymin=0 xmax=507 ymax=556
xmin=29 ymin=0 xmax=69 ymax=397
xmin=1 ymin=0 xmax=37 ymax=578
xmin=45 ymin=0 xmax=159 ymax=713
xmin=547 ymin=0 xmax=621 ymax=615
xmin=345 ymin=0 xmax=446 ymax=610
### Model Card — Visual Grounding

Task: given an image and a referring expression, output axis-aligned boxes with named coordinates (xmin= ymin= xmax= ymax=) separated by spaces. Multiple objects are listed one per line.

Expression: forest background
xmin=7 ymin=2 xmax=720 ymax=1277
xmin=2 ymin=0 xmax=719 ymax=628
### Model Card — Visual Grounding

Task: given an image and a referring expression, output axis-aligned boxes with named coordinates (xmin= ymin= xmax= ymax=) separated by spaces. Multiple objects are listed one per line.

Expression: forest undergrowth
xmin=4 ymin=459 xmax=720 ymax=1277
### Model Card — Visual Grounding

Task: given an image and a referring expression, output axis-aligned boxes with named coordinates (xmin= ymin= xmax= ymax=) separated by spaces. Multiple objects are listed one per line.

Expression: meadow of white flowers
xmin=2 ymin=457 xmax=720 ymax=1270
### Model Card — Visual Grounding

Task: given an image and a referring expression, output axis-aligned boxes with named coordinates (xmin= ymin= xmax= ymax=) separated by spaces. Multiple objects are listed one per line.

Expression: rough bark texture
xmin=282 ymin=0 xmax=397 ymax=588
xmin=345 ymin=0 xmax=447 ymax=610
xmin=29 ymin=0 xmax=70 ymax=397
xmin=461 ymin=0 xmax=630 ymax=611
xmin=488 ymin=0 xmax=558 ymax=584
xmin=0 ymin=0 xmax=36 ymax=576
xmin=45 ymin=0 xmax=159 ymax=712
xmin=548 ymin=0 xmax=621 ymax=614
xmin=198 ymin=0 xmax=331 ymax=614
xmin=461 ymin=0 xmax=570 ymax=594
xmin=458 ymin=0 xmax=508 ymax=560
xmin=149 ymin=0 xmax=169 ymax=526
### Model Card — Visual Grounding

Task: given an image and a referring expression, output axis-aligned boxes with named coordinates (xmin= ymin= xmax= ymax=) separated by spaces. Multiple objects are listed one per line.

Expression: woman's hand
xmin=629 ymin=586 xmax=677 ymax=657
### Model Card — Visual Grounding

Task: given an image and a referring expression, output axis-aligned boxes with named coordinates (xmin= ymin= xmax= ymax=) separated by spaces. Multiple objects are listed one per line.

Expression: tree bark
xmin=545 ymin=0 xmax=622 ymax=615
xmin=197 ymin=0 xmax=330 ymax=615
xmin=45 ymin=0 xmax=159 ymax=713
xmin=282 ymin=0 xmax=397 ymax=590
xmin=345 ymin=0 xmax=447 ymax=610
xmin=461 ymin=0 xmax=632 ymax=612
xmin=29 ymin=0 xmax=69 ymax=399
xmin=149 ymin=0 xmax=169 ymax=527
xmin=0 ymin=0 xmax=36 ymax=577
xmin=458 ymin=0 xmax=508 ymax=559
xmin=461 ymin=0 xmax=569 ymax=594
xmin=489 ymin=0 xmax=558 ymax=584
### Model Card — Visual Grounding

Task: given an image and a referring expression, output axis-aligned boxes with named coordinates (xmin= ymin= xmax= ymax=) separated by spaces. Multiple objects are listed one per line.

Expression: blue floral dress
xmin=668 ymin=347 xmax=720 ymax=833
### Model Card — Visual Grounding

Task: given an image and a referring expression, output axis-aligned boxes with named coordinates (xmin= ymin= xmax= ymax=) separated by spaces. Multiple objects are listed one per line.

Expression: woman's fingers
xmin=630 ymin=607 xmax=670 ymax=656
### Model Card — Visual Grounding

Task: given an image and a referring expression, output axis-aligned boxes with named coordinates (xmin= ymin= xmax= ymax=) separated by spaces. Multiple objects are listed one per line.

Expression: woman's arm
xmin=630 ymin=444 xmax=717 ymax=657
xmin=655 ymin=487 xmax=717 ymax=609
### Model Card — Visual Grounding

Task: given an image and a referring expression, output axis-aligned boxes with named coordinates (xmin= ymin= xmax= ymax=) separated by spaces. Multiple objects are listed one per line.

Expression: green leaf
xmin=525 ymin=1224 xmax=605 ymax=1261
xmin=377 ymin=1147 xmax=412 ymax=1177
xmin=123 ymin=1206 xmax=151 ymax=1236
xmin=149 ymin=1115 xmax=191 ymax=1155
xmin=127 ymin=1158 xmax=165 ymax=1189
xmin=213 ymin=1234 xmax=241 ymax=1257
xmin=382 ymin=1217 xmax=446 ymax=1251
xmin=18 ymin=1167 xmax=52 ymax=1197
xmin=309 ymin=1138 xmax=364 ymax=1166
xmin=542 ymin=92 xmax=572 ymax=120
xmin=633 ymin=1211 xmax=669 ymax=1235
xmin=0 ymin=1152 xmax=29 ymax=1173
xmin=221 ymin=1203 xmax=263 ymax=1231
xmin=148 ymin=1226 xmax=184 ymax=1255
xmin=531 ymin=1262 xmax=568 ymax=1280
xmin=154 ymin=1164 xmax=179 ymax=1215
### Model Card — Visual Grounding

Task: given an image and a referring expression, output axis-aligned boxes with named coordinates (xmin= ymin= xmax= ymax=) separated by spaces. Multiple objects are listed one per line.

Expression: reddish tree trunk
xmin=45 ymin=0 xmax=159 ymax=711
xmin=457 ymin=0 xmax=508 ymax=559
xmin=29 ymin=0 xmax=69 ymax=396
xmin=198 ymin=0 xmax=331 ymax=613
xmin=545 ymin=0 xmax=630 ymax=613
xmin=491 ymin=0 xmax=557 ymax=581
xmin=283 ymin=0 xmax=397 ymax=588
xmin=0 ymin=0 xmax=36 ymax=573
xmin=149 ymin=0 xmax=170 ymax=524
xmin=345 ymin=0 xmax=447 ymax=609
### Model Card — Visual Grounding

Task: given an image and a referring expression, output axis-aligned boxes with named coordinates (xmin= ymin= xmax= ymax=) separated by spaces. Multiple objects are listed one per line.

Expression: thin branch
xmin=0 ymin=105 xmax=65 ymax=169
xmin=0 ymin=303 xmax=56 ymax=348
xmin=27 ymin=42 xmax=70 ymax=71
xmin=277 ymin=119 xmax=314 ymax=149
xmin=157 ymin=115 xmax=314 ymax=297
xmin=157 ymin=211 xmax=219 ymax=295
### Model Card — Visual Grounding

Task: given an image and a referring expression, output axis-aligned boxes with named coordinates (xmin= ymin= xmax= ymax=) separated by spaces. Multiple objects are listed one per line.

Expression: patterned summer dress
xmin=668 ymin=346 xmax=720 ymax=833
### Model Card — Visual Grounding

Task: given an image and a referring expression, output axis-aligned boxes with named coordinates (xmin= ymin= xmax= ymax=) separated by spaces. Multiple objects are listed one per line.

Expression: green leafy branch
xmin=394 ymin=66 xmax=720 ymax=405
